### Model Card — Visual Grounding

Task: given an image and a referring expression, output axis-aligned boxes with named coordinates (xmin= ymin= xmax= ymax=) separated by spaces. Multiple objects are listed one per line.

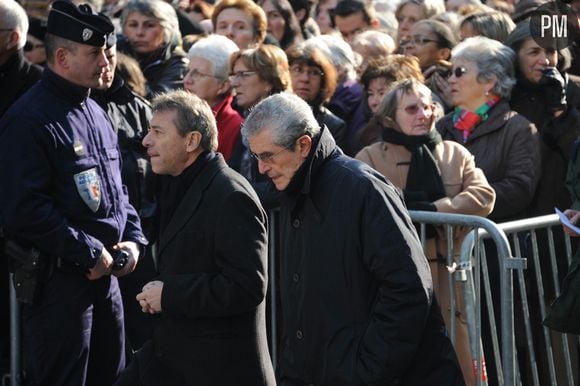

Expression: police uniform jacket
xmin=0 ymin=68 xmax=145 ymax=267
xmin=152 ymin=153 xmax=276 ymax=385
xmin=277 ymin=127 xmax=464 ymax=386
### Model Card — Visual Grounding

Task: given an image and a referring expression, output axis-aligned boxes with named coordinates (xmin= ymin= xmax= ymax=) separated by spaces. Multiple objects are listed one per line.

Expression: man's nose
xmin=257 ymin=160 xmax=270 ymax=175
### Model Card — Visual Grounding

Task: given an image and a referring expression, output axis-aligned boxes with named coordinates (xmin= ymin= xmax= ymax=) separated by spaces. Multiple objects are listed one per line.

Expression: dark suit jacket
xmin=152 ymin=154 xmax=276 ymax=385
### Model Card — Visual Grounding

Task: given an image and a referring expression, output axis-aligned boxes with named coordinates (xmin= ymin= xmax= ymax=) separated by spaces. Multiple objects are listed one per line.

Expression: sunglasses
xmin=449 ymin=66 xmax=467 ymax=79
xmin=398 ymin=103 xmax=433 ymax=115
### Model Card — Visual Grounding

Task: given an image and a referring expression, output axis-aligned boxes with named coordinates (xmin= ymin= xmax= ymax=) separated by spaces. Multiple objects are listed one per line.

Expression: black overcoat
xmin=152 ymin=155 xmax=276 ymax=385
xmin=277 ymin=128 xmax=464 ymax=386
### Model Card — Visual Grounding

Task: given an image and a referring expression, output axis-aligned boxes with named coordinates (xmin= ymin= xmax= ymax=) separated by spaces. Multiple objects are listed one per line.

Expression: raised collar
xmin=43 ymin=67 xmax=90 ymax=105
xmin=285 ymin=126 xmax=338 ymax=196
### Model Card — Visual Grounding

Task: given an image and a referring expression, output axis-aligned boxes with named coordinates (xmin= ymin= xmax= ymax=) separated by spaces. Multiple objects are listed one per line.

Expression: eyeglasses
xmin=186 ymin=69 xmax=217 ymax=80
xmin=24 ymin=41 xmax=45 ymax=52
xmin=229 ymin=70 xmax=256 ymax=81
xmin=250 ymin=146 xmax=290 ymax=164
xmin=0 ymin=28 xmax=14 ymax=32
xmin=397 ymin=103 xmax=433 ymax=115
xmin=449 ymin=66 xmax=467 ymax=78
xmin=402 ymin=35 xmax=439 ymax=46
xmin=290 ymin=65 xmax=324 ymax=78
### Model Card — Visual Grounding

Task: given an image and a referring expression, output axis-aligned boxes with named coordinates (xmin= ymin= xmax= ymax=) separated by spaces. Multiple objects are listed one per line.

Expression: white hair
xmin=0 ymin=0 xmax=29 ymax=48
xmin=188 ymin=34 xmax=239 ymax=80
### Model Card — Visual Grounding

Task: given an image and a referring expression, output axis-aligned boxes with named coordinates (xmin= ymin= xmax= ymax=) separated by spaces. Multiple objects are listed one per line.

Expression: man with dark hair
xmin=115 ymin=90 xmax=276 ymax=386
xmin=243 ymin=92 xmax=465 ymax=386
xmin=0 ymin=1 xmax=147 ymax=385
xmin=333 ymin=0 xmax=379 ymax=44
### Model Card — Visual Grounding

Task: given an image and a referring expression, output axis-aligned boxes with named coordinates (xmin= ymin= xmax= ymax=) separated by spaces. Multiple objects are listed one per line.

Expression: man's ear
xmin=186 ymin=131 xmax=203 ymax=153
xmin=55 ymin=47 xmax=69 ymax=68
xmin=297 ymin=135 xmax=312 ymax=158
xmin=4 ymin=30 xmax=20 ymax=50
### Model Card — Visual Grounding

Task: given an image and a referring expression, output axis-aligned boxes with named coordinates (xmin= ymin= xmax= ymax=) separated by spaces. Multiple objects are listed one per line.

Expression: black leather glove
xmin=540 ymin=67 xmax=567 ymax=112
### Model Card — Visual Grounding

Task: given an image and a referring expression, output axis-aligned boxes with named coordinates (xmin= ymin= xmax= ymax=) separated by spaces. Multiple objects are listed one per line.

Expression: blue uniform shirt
xmin=0 ymin=68 xmax=146 ymax=268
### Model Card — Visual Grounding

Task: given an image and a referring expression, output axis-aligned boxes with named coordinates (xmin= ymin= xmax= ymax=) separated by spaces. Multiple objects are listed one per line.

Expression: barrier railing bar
xmin=511 ymin=233 xmax=538 ymax=386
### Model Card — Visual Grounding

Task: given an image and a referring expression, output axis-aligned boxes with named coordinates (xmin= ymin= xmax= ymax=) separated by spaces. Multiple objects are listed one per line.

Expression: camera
xmin=111 ymin=249 xmax=130 ymax=271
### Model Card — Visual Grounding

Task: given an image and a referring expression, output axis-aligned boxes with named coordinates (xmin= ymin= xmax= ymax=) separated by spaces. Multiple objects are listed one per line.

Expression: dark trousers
xmin=22 ymin=271 xmax=125 ymax=386
xmin=114 ymin=341 xmax=186 ymax=386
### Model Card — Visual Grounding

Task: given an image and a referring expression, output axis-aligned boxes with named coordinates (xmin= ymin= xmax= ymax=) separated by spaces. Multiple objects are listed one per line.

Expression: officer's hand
xmin=111 ymin=241 xmax=140 ymax=278
xmin=136 ymin=280 xmax=163 ymax=314
xmin=86 ymin=248 xmax=114 ymax=281
xmin=540 ymin=67 xmax=567 ymax=114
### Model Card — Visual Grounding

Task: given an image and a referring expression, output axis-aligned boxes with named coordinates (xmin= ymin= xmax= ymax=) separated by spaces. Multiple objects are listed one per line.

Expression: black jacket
xmin=277 ymin=127 xmax=464 ymax=385
xmin=510 ymin=75 xmax=580 ymax=216
xmin=92 ymin=76 xmax=156 ymax=223
xmin=314 ymin=105 xmax=347 ymax=152
xmin=0 ymin=50 xmax=42 ymax=117
xmin=151 ymin=154 xmax=276 ymax=385
xmin=118 ymin=39 xmax=189 ymax=99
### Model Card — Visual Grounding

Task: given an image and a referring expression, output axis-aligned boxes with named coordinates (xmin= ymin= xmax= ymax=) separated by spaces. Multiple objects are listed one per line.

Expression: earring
xmin=485 ymin=90 xmax=489 ymax=96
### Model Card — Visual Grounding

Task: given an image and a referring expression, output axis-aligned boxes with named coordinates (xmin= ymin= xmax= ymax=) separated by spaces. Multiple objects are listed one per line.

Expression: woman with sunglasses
xmin=357 ymin=55 xmax=424 ymax=148
xmin=356 ymin=78 xmax=495 ymax=386
xmin=437 ymin=36 xmax=540 ymax=223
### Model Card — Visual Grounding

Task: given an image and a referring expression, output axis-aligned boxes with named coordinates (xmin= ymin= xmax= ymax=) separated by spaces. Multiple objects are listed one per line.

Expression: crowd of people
xmin=1 ymin=0 xmax=579 ymax=384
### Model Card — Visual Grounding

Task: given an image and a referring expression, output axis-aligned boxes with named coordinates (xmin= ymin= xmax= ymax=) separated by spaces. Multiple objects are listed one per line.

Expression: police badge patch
xmin=74 ymin=168 xmax=101 ymax=212
xmin=82 ymin=28 xmax=93 ymax=42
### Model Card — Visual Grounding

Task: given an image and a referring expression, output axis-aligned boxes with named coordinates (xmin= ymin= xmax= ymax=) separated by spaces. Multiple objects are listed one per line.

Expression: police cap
xmin=47 ymin=1 xmax=114 ymax=47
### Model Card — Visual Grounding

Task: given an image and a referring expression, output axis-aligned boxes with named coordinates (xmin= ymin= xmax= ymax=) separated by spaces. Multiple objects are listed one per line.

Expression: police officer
xmin=0 ymin=1 xmax=147 ymax=385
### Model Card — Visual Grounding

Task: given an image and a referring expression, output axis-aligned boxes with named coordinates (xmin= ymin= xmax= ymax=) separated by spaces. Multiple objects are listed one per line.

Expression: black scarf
xmin=382 ymin=127 xmax=446 ymax=201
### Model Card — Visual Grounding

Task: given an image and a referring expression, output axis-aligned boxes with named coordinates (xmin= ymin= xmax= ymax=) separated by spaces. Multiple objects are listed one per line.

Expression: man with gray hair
xmin=116 ymin=90 xmax=276 ymax=385
xmin=184 ymin=34 xmax=243 ymax=163
xmin=243 ymin=92 xmax=464 ymax=385
xmin=0 ymin=0 xmax=43 ymax=116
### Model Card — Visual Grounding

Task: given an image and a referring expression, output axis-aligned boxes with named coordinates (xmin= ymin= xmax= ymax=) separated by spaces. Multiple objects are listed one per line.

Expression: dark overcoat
xmin=277 ymin=128 xmax=464 ymax=386
xmin=152 ymin=155 xmax=276 ymax=385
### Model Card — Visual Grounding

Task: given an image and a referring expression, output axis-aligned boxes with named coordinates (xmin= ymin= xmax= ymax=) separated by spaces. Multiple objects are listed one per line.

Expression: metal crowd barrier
xmin=411 ymin=211 xmax=579 ymax=386
xmin=6 ymin=212 xmax=579 ymax=386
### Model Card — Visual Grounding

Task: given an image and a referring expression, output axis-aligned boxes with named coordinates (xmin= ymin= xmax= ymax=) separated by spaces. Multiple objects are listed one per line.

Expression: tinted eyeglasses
xmin=229 ymin=70 xmax=256 ymax=82
xmin=250 ymin=147 xmax=289 ymax=164
xmin=397 ymin=103 xmax=433 ymax=115
xmin=449 ymin=66 xmax=467 ymax=79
